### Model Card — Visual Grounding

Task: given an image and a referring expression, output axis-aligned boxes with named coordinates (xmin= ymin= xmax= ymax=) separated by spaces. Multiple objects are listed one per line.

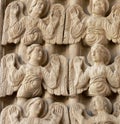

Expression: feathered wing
xmin=69 ymin=56 xmax=88 ymax=95
xmin=43 ymin=102 xmax=69 ymax=124
xmin=63 ymin=4 xmax=87 ymax=44
xmin=69 ymin=103 xmax=85 ymax=124
xmin=0 ymin=53 xmax=23 ymax=97
xmin=0 ymin=105 xmax=22 ymax=124
xmin=42 ymin=4 xmax=65 ymax=44
xmin=41 ymin=54 xmax=68 ymax=96
xmin=106 ymin=3 xmax=120 ymax=43
xmin=2 ymin=1 xmax=25 ymax=45
xmin=108 ymin=55 xmax=120 ymax=93
xmin=0 ymin=54 xmax=16 ymax=97
xmin=41 ymin=54 xmax=60 ymax=90
xmin=0 ymin=106 xmax=12 ymax=124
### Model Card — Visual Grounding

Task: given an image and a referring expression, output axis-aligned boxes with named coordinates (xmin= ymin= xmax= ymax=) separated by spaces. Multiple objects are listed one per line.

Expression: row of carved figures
xmin=1 ymin=95 xmax=120 ymax=124
xmin=2 ymin=0 xmax=120 ymax=60
xmin=0 ymin=43 xmax=120 ymax=103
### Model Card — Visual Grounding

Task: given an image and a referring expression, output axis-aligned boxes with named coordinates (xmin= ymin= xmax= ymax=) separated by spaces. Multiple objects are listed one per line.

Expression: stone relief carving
xmin=1 ymin=0 xmax=120 ymax=124
xmin=74 ymin=44 xmax=120 ymax=97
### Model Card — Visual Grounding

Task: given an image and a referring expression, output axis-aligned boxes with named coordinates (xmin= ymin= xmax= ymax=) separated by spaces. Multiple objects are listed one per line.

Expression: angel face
xmin=27 ymin=44 xmax=43 ymax=64
xmin=91 ymin=46 xmax=102 ymax=63
xmin=92 ymin=0 xmax=106 ymax=15
xmin=29 ymin=0 xmax=46 ymax=17
xmin=30 ymin=46 xmax=43 ymax=62
xmin=90 ymin=44 xmax=110 ymax=65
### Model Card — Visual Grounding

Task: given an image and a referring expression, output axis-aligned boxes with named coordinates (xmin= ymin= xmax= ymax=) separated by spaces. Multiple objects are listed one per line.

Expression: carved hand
xmin=50 ymin=9 xmax=60 ymax=25
xmin=50 ymin=55 xmax=60 ymax=67
xmin=70 ymin=8 xmax=79 ymax=19
xmin=51 ymin=105 xmax=63 ymax=120
xmin=8 ymin=106 xmax=20 ymax=121
xmin=72 ymin=104 xmax=83 ymax=118
xmin=11 ymin=4 xmax=19 ymax=16
xmin=7 ymin=54 xmax=16 ymax=67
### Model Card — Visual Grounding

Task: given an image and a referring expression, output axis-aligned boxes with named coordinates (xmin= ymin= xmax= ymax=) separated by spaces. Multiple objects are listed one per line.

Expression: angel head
xmin=87 ymin=44 xmax=111 ymax=65
xmin=90 ymin=96 xmax=112 ymax=114
xmin=88 ymin=0 xmax=109 ymax=16
xmin=25 ymin=98 xmax=48 ymax=118
xmin=27 ymin=44 xmax=47 ymax=65
xmin=29 ymin=0 xmax=49 ymax=18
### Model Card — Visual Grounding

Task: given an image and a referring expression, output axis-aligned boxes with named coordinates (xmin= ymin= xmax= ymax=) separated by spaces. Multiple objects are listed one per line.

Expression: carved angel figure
xmin=70 ymin=0 xmax=120 ymax=46
xmin=70 ymin=96 xmax=117 ymax=124
xmin=89 ymin=96 xmax=117 ymax=124
xmin=63 ymin=4 xmax=85 ymax=44
xmin=74 ymin=44 xmax=120 ymax=97
xmin=0 ymin=98 xmax=64 ymax=124
xmin=2 ymin=0 xmax=60 ymax=62
xmin=0 ymin=44 xmax=48 ymax=104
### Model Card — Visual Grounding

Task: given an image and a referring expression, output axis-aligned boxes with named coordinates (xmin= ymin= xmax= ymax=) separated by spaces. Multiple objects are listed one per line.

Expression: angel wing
xmin=41 ymin=54 xmax=60 ymax=90
xmin=0 ymin=54 xmax=16 ymax=97
xmin=107 ymin=3 xmax=120 ymax=43
xmin=0 ymin=53 xmax=23 ymax=97
xmin=43 ymin=4 xmax=65 ymax=44
xmin=69 ymin=103 xmax=85 ymax=124
xmin=63 ymin=4 xmax=87 ymax=44
xmin=0 ymin=105 xmax=22 ymax=124
xmin=113 ymin=97 xmax=120 ymax=117
xmin=108 ymin=55 xmax=120 ymax=93
xmin=2 ymin=1 xmax=25 ymax=45
xmin=43 ymin=102 xmax=69 ymax=124
xmin=69 ymin=56 xmax=88 ymax=95
xmin=41 ymin=54 xmax=68 ymax=96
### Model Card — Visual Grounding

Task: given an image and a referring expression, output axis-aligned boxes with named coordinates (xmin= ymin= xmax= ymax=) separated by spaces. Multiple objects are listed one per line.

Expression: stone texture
xmin=0 ymin=0 xmax=120 ymax=124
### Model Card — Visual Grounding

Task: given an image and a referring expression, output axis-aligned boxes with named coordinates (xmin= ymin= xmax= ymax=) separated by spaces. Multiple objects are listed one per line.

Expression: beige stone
xmin=1 ymin=0 xmax=120 ymax=124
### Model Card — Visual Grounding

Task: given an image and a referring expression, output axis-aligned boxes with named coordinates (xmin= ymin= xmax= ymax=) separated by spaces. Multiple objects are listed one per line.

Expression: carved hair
xmin=27 ymin=44 xmax=48 ymax=65
xmin=25 ymin=97 xmax=48 ymax=117
xmin=87 ymin=44 xmax=111 ymax=65
xmin=87 ymin=0 xmax=109 ymax=14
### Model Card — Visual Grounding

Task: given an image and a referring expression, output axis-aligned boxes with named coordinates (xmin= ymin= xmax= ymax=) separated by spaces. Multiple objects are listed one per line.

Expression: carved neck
xmin=92 ymin=13 xmax=104 ymax=17
xmin=97 ymin=110 xmax=107 ymax=115
xmin=29 ymin=113 xmax=39 ymax=118
xmin=29 ymin=13 xmax=40 ymax=19
xmin=93 ymin=61 xmax=105 ymax=66
xmin=28 ymin=59 xmax=40 ymax=66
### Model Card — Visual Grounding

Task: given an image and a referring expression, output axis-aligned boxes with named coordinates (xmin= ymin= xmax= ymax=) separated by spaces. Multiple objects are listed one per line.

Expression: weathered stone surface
xmin=0 ymin=0 xmax=120 ymax=124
